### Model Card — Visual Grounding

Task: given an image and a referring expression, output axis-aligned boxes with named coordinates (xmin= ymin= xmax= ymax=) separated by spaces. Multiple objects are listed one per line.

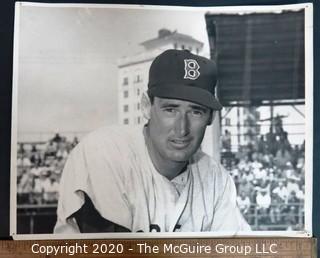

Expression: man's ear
xmin=207 ymin=111 xmax=216 ymax=125
xmin=141 ymin=92 xmax=151 ymax=120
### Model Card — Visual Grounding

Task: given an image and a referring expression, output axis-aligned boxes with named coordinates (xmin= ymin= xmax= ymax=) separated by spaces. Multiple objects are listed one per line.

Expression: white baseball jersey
xmin=54 ymin=126 xmax=250 ymax=233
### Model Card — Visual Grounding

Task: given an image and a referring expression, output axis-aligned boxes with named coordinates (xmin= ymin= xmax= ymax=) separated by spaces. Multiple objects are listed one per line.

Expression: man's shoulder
xmin=68 ymin=125 xmax=145 ymax=164
xmin=85 ymin=125 xmax=143 ymax=141
xmin=192 ymin=151 xmax=222 ymax=169
xmin=79 ymin=125 xmax=144 ymax=148
xmin=192 ymin=151 xmax=230 ymax=180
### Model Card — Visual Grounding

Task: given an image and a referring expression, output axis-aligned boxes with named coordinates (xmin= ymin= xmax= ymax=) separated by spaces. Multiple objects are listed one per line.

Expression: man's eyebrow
xmin=189 ymin=104 xmax=209 ymax=112
xmin=159 ymin=103 xmax=180 ymax=108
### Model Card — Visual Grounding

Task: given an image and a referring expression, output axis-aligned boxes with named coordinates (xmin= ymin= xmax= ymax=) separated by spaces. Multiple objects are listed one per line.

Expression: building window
xmin=181 ymin=44 xmax=185 ymax=50
xmin=189 ymin=46 xmax=192 ymax=52
xmin=123 ymin=77 xmax=128 ymax=86
xmin=225 ymin=118 xmax=231 ymax=126
xmin=174 ymin=43 xmax=177 ymax=49
xmin=137 ymin=103 xmax=140 ymax=110
xmin=123 ymin=118 xmax=129 ymax=125
xmin=196 ymin=48 xmax=199 ymax=54
xmin=137 ymin=117 xmax=141 ymax=124
xmin=123 ymin=91 xmax=129 ymax=98
xmin=134 ymin=75 xmax=142 ymax=83
xmin=123 ymin=105 xmax=129 ymax=112
xmin=137 ymin=88 xmax=140 ymax=96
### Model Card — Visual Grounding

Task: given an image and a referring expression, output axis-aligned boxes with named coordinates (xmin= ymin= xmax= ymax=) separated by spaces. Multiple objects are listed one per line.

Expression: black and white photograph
xmin=10 ymin=2 xmax=313 ymax=239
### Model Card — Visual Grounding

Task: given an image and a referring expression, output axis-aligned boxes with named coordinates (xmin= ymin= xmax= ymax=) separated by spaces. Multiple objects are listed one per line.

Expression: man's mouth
xmin=169 ymin=139 xmax=191 ymax=148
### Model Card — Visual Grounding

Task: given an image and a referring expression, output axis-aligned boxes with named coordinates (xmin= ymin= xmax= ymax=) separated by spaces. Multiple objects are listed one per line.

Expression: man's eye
xmin=192 ymin=110 xmax=204 ymax=116
xmin=163 ymin=108 xmax=176 ymax=114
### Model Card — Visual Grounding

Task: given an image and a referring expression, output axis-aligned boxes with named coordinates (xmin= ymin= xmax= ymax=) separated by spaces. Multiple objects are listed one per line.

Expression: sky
xmin=16 ymin=4 xmax=210 ymax=141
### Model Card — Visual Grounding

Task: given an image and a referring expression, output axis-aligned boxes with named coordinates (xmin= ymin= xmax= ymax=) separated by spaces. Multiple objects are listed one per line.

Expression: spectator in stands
xmin=261 ymin=150 xmax=274 ymax=167
xmin=272 ymin=181 xmax=289 ymax=203
xmin=30 ymin=144 xmax=42 ymax=166
xmin=279 ymin=131 xmax=291 ymax=152
xmin=33 ymin=169 xmax=52 ymax=204
xmin=274 ymin=144 xmax=292 ymax=170
xmin=256 ymin=135 xmax=265 ymax=153
xmin=284 ymin=162 xmax=295 ymax=178
xmin=256 ymin=177 xmax=270 ymax=191
xmin=17 ymin=169 xmax=34 ymax=204
xmin=237 ymin=191 xmax=251 ymax=216
xmin=251 ymin=152 xmax=263 ymax=170
xmin=45 ymin=140 xmax=58 ymax=158
xmin=296 ymin=185 xmax=304 ymax=201
xmin=17 ymin=143 xmax=26 ymax=157
xmin=253 ymin=167 xmax=267 ymax=183
xmin=287 ymin=191 xmax=300 ymax=207
xmin=221 ymin=129 xmax=232 ymax=152
xmin=269 ymin=193 xmax=285 ymax=224
xmin=237 ymin=153 xmax=251 ymax=172
xmin=291 ymin=145 xmax=301 ymax=168
xmin=296 ymin=156 xmax=305 ymax=172
xmin=229 ymin=159 xmax=240 ymax=189
xmin=266 ymin=127 xmax=277 ymax=155
xmin=21 ymin=154 xmax=32 ymax=167
xmin=52 ymin=133 xmax=62 ymax=143
xmin=242 ymin=167 xmax=254 ymax=183
xmin=286 ymin=192 xmax=301 ymax=227
xmin=30 ymin=164 xmax=41 ymax=177
xmin=44 ymin=177 xmax=60 ymax=204
xmin=256 ymin=188 xmax=271 ymax=224
xmin=56 ymin=142 xmax=69 ymax=160
xmin=238 ymin=178 xmax=254 ymax=201
xmin=287 ymin=177 xmax=300 ymax=195
xmin=266 ymin=167 xmax=276 ymax=182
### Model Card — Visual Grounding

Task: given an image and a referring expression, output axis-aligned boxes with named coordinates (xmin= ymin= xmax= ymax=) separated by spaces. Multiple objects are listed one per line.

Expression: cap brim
xmin=148 ymin=84 xmax=222 ymax=110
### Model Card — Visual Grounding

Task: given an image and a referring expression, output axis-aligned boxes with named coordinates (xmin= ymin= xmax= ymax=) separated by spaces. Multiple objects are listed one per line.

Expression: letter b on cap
xmin=184 ymin=59 xmax=200 ymax=80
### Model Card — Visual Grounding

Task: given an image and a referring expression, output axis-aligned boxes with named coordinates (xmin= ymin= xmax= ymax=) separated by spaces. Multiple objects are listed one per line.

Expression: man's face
xmin=147 ymin=97 xmax=213 ymax=164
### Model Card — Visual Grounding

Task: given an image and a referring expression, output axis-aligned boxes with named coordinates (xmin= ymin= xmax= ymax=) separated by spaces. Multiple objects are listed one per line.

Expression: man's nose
xmin=175 ymin=113 xmax=189 ymax=137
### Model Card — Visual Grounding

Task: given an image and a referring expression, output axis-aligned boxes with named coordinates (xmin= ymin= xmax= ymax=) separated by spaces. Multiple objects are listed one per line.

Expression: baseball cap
xmin=148 ymin=49 xmax=222 ymax=110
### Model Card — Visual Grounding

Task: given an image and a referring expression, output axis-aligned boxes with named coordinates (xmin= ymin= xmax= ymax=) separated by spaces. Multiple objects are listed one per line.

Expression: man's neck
xmin=150 ymin=154 xmax=188 ymax=180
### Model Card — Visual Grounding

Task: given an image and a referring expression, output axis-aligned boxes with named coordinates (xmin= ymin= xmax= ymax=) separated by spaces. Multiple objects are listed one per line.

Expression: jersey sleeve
xmin=54 ymin=130 xmax=133 ymax=234
xmin=54 ymin=146 xmax=88 ymax=233
xmin=211 ymin=166 xmax=251 ymax=232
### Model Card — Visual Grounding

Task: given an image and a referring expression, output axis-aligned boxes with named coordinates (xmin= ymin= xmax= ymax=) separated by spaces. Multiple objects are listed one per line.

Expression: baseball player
xmin=54 ymin=49 xmax=250 ymax=233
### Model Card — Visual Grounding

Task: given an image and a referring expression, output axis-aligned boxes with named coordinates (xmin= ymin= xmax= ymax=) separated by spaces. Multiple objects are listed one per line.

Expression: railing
xmin=242 ymin=202 xmax=304 ymax=231
xmin=16 ymin=202 xmax=304 ymax=234
xmin=17 ymin=204 xmax=57 ymax=234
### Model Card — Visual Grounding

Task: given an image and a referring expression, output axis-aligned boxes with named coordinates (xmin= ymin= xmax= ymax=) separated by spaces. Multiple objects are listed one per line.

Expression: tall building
xmin=118 ymin=28 xmax=204 ymax=125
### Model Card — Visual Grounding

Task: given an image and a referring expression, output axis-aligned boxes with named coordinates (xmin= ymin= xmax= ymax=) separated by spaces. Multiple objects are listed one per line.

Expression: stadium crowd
xmin=17 ymin=134 xmax=79 ymax=205
xmin=222 ymin=119 xmax=305 ymax=230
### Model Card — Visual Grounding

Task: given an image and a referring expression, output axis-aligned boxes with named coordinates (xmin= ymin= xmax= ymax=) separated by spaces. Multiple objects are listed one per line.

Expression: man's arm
xmin=212 ymin=169 xmax=251 ymax=232
xmin=54 ymin=129 xmax=133 ymax=234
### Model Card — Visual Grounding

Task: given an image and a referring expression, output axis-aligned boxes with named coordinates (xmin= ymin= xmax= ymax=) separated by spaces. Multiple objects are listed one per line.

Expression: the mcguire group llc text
xmin=137 ymin=242 xmax=278 ymax=255
xmin=31 ymin=242 xmax=278 ymax=256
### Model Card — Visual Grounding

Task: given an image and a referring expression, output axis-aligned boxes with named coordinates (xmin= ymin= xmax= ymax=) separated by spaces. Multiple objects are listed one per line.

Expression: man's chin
xmin=169 ymin=151 xmax=193 ymax=163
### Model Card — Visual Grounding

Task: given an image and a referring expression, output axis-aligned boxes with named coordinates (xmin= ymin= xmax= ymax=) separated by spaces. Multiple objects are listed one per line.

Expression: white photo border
xmin=10 ymin=1 xmax=313 ymax=240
